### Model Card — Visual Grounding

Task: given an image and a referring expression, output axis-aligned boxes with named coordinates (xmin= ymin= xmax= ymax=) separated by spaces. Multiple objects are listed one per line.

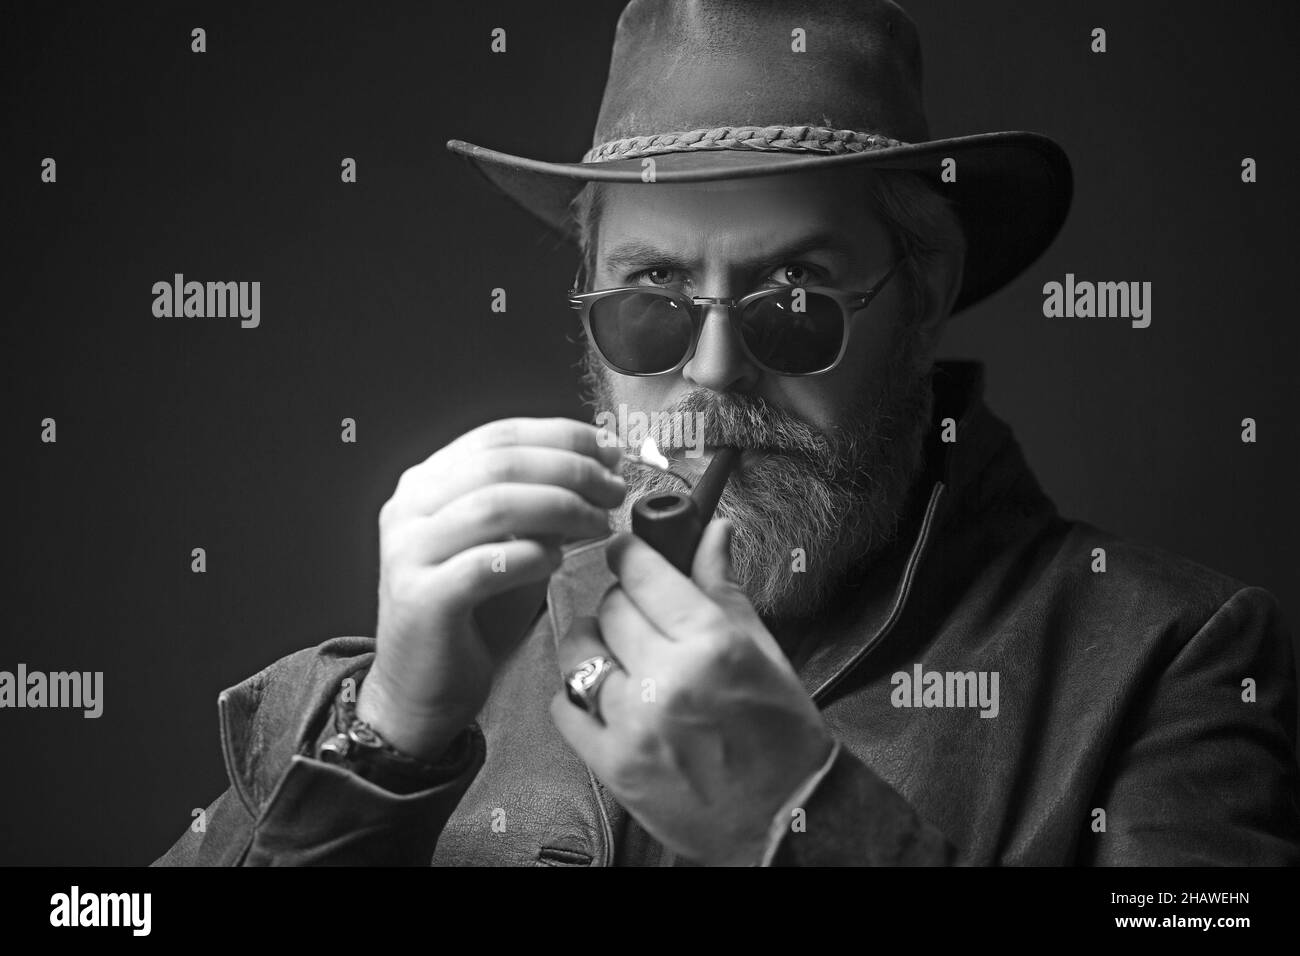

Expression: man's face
xmin=582 ymin=166 xmax=941 ymax=624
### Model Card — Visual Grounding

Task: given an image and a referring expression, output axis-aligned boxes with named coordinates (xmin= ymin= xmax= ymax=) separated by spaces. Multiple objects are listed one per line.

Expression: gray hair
xmin=567 ymin=168 xmax=966 ymax=326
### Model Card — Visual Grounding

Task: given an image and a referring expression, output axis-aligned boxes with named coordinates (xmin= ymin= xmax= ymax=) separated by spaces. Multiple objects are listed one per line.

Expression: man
xmin=154 ymin=0 xmax=1300 ymax=866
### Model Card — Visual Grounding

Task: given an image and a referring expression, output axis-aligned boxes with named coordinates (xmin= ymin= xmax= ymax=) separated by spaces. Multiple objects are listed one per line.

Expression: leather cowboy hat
xmin=446 ymin=0 xmax=1072 ymax=315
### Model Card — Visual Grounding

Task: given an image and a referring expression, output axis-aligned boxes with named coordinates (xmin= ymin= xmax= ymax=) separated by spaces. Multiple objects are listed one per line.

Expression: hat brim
xmin=445 ymin=131 xmax=1071 ymax=315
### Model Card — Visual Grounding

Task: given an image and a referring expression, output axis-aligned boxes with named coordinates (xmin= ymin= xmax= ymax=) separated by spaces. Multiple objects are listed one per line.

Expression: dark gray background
xmin=3 ymin=0 xmax=1297 ymax=864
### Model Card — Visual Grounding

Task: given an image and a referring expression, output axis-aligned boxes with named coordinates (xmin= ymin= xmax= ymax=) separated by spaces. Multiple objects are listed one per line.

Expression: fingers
xmin=549 ymin=688 xmax=610 ymax=768
xmin=391 ymin=445 xmax=627 ymax=523
xmin=691 ymin=519 xmax=761 ymax=621
xmin=444 ymin=417 xmax=623 ymax=471
xmin=598 ymin=585 xmax=668 ymax=674
xmin=605 ymin=532 xmax=723 ymax=642
xmin=380 ymin=418 xmax=628 ymax=573
xmin=400 ymin=444 xmax=624 ymax=520
xmin=693 ymin=518 xmax=784 ymax=664
xmin=554 ymin=616 xmax=630 ymax=730
xmin=691 ymin=517 xmax=737 ymax=591
xmin=398 ymin=539 xmax=565 ymax=618
xmin=556 ymin=615 xmax=620 ymax=672
xmin=390 ymin=484 xmax=613 ymax=566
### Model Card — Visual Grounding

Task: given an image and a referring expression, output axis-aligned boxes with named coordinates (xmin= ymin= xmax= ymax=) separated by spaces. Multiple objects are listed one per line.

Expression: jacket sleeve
xmin=1081 ymin=585 xmax=1300 ymax=865
xmin=151 ymin=636 xmax=485 ymax=866
xmin=763 ymin=741 xmax=959 ymax=866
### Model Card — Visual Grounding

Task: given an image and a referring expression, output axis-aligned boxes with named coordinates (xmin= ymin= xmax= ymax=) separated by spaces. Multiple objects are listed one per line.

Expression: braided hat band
xmin=581 ymin=124 xmax=909 ymax=163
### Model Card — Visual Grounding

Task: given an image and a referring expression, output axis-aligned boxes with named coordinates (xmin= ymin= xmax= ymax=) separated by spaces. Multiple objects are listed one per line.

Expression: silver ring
xmin=564 ymin=655 xmax=620 ymax=723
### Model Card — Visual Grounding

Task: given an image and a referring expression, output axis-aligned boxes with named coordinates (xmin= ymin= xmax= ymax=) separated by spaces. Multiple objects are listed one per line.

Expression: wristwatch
xmin=315 ymin=683 xmax=474 ymax=795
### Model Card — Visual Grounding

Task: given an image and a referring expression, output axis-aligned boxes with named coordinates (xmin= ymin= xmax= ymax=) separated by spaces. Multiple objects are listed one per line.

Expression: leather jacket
xmin=153 ymin=360 xmax=1300 ymax=866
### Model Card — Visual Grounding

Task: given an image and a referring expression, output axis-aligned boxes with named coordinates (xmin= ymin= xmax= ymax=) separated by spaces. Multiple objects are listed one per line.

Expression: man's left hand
xmin=550 ymin=519 xmax=835 ymax=866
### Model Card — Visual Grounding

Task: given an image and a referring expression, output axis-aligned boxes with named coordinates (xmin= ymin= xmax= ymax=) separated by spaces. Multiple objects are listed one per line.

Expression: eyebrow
xmin=602 ymin=231 xmax=859 ymax=275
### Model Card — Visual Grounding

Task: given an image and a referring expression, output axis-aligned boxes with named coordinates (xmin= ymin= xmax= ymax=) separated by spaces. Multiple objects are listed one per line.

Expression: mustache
xmin=650 ymin=389 xmax=840 ymax=460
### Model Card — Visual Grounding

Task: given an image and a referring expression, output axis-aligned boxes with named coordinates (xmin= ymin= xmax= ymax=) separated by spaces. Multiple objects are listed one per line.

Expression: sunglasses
xmin=568 ymin=257 xmax=905 ymax=376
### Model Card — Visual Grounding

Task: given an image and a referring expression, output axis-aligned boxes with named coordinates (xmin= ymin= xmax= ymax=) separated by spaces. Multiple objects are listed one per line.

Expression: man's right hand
xmin=357 ymin=418 xmax=626 ymax=762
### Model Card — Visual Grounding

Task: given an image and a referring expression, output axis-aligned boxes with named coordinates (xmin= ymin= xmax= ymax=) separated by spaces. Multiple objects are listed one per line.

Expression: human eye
xmin=763 ymin=262 xmax=827 ymax=288
xmin=629 ymin=266 xmax=685 ymax=288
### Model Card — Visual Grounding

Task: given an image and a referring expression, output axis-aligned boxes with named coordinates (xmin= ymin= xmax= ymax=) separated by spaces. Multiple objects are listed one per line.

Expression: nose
xmin=681 ymin=302 xmax=761 ymax=393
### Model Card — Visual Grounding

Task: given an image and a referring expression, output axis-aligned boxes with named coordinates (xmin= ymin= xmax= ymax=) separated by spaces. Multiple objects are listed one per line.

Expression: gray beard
xmin=580 ymin=337 xmax=935 ymax=625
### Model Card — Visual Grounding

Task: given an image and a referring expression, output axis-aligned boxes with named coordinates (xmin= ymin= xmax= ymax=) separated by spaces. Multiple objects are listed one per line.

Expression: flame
xmin=637 ymin=435 xmax=671 ymax=471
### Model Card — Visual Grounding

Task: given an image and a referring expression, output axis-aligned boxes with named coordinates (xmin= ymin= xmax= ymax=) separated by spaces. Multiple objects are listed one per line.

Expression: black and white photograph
xmin=4 ymin=0 xmax=1297 ymax=936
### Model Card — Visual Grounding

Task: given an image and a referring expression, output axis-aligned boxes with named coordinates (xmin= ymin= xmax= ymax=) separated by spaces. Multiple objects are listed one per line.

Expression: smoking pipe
xmin=631 ymin=446 xmax=740 ymax=574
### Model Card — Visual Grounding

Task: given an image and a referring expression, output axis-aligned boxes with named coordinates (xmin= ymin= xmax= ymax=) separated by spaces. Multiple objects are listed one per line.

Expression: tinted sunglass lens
xmin=589 ymin=292 xmax=692 ymax=373
xmin=740 ymin=290 xmax=844 ymax=373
